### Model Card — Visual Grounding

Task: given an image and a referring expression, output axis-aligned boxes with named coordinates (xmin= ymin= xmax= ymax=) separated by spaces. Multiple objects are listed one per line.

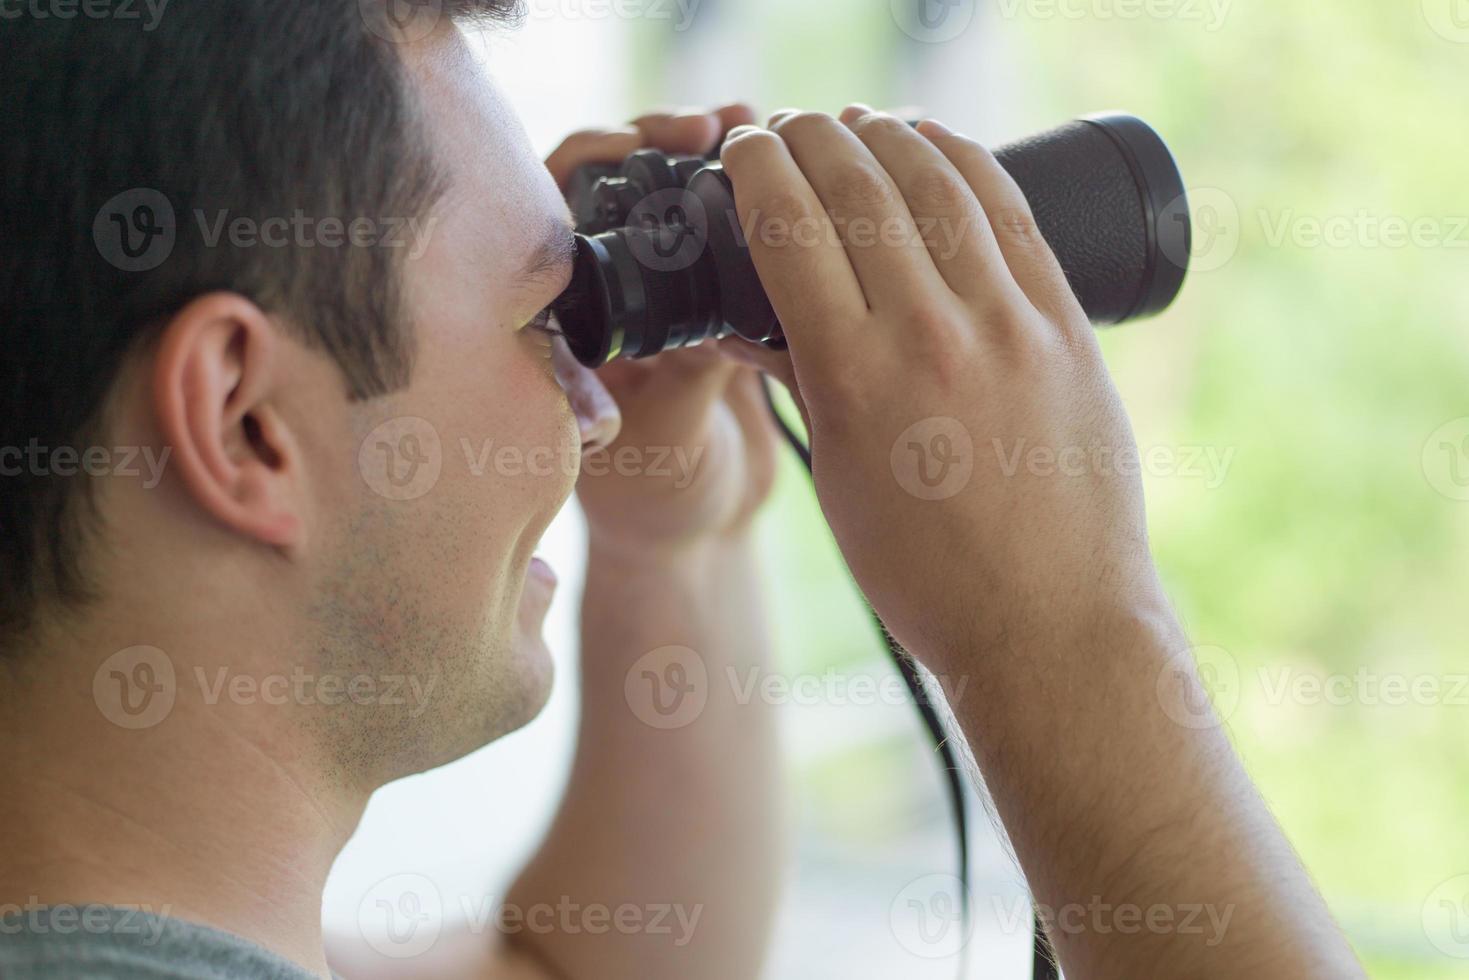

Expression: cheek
xmin=473 ymin=341 xmax=581 ymax=509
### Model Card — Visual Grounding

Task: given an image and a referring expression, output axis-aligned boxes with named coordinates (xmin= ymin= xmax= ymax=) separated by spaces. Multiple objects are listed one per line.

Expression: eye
xmin=523 ymin=307 xmax=564 ymax=338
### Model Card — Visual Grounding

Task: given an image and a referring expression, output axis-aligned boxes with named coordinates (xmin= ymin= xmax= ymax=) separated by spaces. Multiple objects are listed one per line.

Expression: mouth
xmin=528 ymin=555 xmax=558 ymax=591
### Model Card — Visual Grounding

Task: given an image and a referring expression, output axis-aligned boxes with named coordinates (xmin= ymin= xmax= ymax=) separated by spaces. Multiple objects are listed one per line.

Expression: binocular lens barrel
xmin=556 ymin=113 xmax=1192 ymax=368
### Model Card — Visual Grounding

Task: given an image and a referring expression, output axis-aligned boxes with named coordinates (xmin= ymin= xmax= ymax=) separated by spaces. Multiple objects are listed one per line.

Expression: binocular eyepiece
xmin=555 ymin=113 xmax=1192 ymax=367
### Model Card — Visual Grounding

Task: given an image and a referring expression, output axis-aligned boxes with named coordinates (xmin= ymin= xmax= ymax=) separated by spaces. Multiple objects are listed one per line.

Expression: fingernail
xmin=918 ymin=118 xmax=953 ymax=137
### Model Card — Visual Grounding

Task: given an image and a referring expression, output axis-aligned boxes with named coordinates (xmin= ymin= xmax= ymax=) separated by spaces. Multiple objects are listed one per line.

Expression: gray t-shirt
xmin=0 ymin=906 xmax=321 ymax=979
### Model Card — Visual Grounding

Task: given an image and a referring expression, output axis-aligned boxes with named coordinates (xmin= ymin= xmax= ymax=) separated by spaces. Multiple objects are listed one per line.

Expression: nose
xmin=550 ymin=336 xmax=622 ymax=452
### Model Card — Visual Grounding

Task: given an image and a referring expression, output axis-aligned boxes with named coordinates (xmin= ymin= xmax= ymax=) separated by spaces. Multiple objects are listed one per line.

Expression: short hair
xmin=0 ymin=0 xmax=522 ymax=638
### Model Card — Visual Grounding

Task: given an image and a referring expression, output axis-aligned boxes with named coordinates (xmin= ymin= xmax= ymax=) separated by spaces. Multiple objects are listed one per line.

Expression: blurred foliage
xmin=638 ymin=0 xmax=1469 ymax=974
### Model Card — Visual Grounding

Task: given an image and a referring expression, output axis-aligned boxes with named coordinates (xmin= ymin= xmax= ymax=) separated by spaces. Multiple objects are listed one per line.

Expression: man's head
xmin=0 ymin=0 xmax=618 ymax=789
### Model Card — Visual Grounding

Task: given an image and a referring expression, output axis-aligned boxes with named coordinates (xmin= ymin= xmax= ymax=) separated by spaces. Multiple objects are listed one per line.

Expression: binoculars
xmin=555 ymin=113 xmax=1192 ymax=367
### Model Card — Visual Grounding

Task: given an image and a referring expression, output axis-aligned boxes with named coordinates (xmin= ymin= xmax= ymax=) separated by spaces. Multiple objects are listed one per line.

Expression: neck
xmin=0 ymin=614 xmax=362 ymax=978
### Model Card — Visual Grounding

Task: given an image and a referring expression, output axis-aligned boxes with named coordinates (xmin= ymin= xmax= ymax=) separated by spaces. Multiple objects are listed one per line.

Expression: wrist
xmin=585 ymin=517 xmax=757 ymax=569
xmin=920 ymin=572 xmax=1182 ymax=680
xmin=585 ymin=521 xmax=756 ymax=578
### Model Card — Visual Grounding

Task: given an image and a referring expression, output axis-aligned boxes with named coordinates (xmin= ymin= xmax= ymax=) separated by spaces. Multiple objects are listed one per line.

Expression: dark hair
xmin=0 ymin=0 xmax=521 ymax=637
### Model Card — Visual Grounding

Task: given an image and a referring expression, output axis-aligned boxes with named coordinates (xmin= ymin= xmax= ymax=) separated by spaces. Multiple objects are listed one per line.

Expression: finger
xmin=719 ymin=125 xmax=868 ymax=372
xmin=917 ymin=121 xmax=1082 ymax=326
xmin=770 ymin=111 xmax=948 ymax=312
xmin=544 ymin=127 xmax=645 ymax=188
xmin=713 ymin=103 xmax=758 ymax=138
xmin=630 ymin=110 xmax=723 ymax=155
xmin=844 ymin=110 xmax=1027 ymax=309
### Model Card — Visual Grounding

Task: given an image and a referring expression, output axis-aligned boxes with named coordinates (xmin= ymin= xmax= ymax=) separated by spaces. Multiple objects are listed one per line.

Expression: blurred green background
xmin=626 ymin=0 xmax=1469 ymax=976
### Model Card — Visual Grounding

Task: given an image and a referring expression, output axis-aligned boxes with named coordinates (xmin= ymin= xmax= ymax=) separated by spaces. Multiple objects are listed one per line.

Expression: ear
xmin=151 ymin=293 xmax=306 ymax=552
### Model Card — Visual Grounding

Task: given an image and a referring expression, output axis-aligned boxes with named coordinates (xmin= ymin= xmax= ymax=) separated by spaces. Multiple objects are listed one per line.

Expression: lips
xmin=528 ymin=555 xmax=558 ymax=590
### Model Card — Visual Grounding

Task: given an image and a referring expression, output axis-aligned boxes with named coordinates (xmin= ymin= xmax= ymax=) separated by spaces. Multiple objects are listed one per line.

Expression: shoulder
xmin=326 ymin=924 xmax=558 ymax=980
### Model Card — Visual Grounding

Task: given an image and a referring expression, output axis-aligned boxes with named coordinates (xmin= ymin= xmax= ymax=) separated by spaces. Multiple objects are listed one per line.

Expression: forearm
xmin=932 ymin=589 xmax=1363 ymax=979
xmin=508 ymin=531 xmax=783 ymax=980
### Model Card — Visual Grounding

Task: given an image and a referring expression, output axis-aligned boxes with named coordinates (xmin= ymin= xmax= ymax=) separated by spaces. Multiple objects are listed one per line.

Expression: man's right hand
xmin=718 ymin=106 xmax=1366 ymax=980
xmin=719 ymin=106 xmax=1167 ymax=674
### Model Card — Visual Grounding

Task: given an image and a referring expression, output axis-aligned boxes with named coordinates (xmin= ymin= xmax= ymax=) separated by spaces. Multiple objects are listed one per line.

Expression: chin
xmin=501 ymin=626 xmax=556 ymax=734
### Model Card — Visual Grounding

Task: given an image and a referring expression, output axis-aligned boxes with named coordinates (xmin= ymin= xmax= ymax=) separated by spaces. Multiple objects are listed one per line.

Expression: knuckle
xmin=749 ymin=191 xmax=813 ymax=251
xmin=850 ymin=112 xmax=908 ymax=141
xmin=827 ymin=163 xmax=894 ymax=213
xmin=772 ymin=110 xmax=837 ymax=140
xmin=719 ymin=128 xmax=780 ymax=169
xmin=902 ymin=303 xmax=965 ymax=349
xmin=906 ymin=165 xmax=972 ymax=215
xmin=991 ymin=207 xmax=1047 ymax=249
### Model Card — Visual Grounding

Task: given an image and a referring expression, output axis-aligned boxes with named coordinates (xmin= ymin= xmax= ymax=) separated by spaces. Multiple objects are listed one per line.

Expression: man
xmin=0 ymin=2 xmax=1364 ymax=978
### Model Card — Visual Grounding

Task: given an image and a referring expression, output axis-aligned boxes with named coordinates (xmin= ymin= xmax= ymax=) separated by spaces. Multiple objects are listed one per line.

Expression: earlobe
xmin=151 ymin=293 xmax=305 ymax=551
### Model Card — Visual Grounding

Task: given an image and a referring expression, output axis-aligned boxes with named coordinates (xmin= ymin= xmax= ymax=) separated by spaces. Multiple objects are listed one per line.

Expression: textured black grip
xmin=994 ymin=114 xmax=1189 ymax=323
